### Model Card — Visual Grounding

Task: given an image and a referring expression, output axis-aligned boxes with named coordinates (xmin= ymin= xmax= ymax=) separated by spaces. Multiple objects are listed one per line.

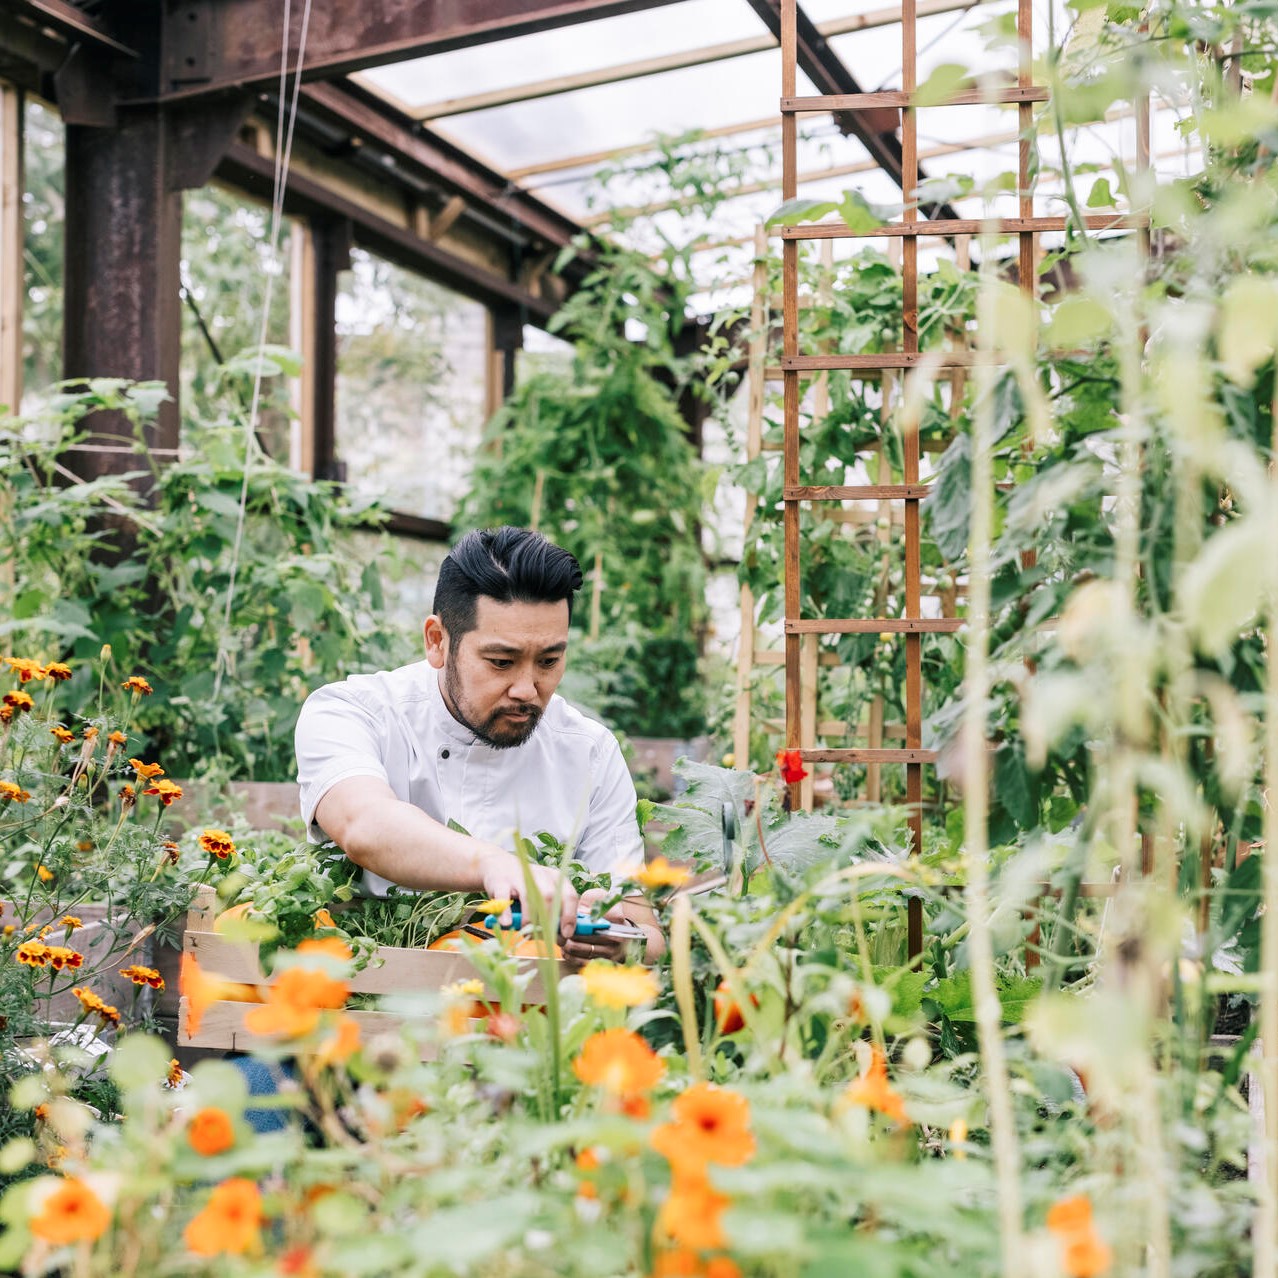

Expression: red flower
xmin=775 ymin=748 xmax=808 ymax=785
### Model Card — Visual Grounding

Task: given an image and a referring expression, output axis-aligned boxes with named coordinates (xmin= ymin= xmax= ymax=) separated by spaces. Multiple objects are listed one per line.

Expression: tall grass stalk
xmin=962 ymin=238 xmax=1024 ymax=1277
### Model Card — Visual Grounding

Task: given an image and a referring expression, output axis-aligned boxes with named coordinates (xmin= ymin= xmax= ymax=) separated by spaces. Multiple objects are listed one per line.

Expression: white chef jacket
xmin=295 ymin=659 xmax=644 ymax=895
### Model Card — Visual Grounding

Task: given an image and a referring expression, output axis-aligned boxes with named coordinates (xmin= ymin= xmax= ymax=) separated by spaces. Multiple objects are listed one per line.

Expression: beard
xmin=442 ymin=655 xmax=543 ymax=749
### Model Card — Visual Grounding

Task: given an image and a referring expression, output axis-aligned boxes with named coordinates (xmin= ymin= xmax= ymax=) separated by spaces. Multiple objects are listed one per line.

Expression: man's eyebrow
xmin=477 ymin=641 xmax=568 ymax=656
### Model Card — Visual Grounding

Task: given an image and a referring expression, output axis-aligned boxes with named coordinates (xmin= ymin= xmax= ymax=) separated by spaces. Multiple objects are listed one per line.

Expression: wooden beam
xmin=145 ymin=0 xmax=690 ymax=103
xmin=0 ymin=83 xmax=22 ymax=415
xmin=415 ymin=0 xmax=991 ymax=123
xmin=288 ymin=223 xmax=317 ymax=475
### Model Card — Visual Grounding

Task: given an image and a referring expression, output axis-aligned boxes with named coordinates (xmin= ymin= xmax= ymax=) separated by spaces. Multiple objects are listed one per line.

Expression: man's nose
xmin=509 ymin=669 xmax=538 ymax=701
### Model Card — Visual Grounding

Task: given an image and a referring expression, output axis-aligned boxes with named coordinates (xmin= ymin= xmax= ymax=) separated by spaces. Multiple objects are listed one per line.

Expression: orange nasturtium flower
xmin=1046 ymin=1195 xmax=1113 ymax=1278
xmin=841 ymin=1045 xmax=909 ymax=1124
xmin=656 ymin=1171 xmax=731 ymax=1250
xmin=314 ymin=1015 xmax=361 ymax=1069
xmin=50 ymin=725 xmax=75 ymax=745
xmin=579 ymin=960 xmax=660 ymax=1009
xmin=198 ymin=829 xmax=236 ymax=859
xmin=574 ymin=1027 xmax=666 ymax=1098
xmin=651 ymin=1251 xmax=742 ymax=1278
xmin=44 ymin=662 xmax=72 ymax=682
xmin=183 ymin=1178 xmax=262 ymax=1257
xmin=633 ymin=855 xmax=692 ymax=890
xmin=129 ymin=758 xmax=164 ymax=780
xmin=0 ymin=781 xmax=31 ymax=803
xmin=775 ymin=747 xmax=808 ymax=784
xmin=28 ymin=1176 xmax=111 ymax=1244
xmin=3 ymin=657 xmax=46 ymax=682
xmin=651 ymin=1083 xmax=755 ymax=1171
xmin=144 ymin=779 xmax=183 ymax=806
xmin=180 ymin=954 xmax=264 ymax=1036
xmin=187 ymin=1107 xmax=236 ymax=1156
xmin=243 ymin=966 xmax=350 ymax=1039
xmin=3 ymin=690 xmax=35 ymax=713
xmin=121 ymin=675 xmax=153 ymax=696
xmin=120 ymin=964 xmax=164 ymax=990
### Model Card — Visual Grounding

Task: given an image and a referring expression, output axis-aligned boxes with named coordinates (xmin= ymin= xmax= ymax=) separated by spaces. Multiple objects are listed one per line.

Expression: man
xmin=296 ymin=526 xmax=662 ymax=964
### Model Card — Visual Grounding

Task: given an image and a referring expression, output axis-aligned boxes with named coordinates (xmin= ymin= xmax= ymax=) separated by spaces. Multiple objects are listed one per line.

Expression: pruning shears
xmin=483 ymin=906 xmax=644 ymax=940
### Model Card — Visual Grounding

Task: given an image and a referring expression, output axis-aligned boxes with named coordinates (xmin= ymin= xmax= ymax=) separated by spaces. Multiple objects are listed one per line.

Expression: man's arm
xmin=315 ymin=776 xmax=580 ymax=936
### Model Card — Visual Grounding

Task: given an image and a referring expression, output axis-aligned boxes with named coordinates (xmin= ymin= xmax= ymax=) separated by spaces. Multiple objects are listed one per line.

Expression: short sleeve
xmin=574 ymin=733 xmax=644 ymax=879
xmin=295 ymin=684 xmax=392 ymax=841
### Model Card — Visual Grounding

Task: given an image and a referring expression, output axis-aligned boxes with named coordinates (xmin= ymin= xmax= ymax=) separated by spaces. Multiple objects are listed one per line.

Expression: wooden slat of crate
xmin=179 ymin=998 xmax=439 ymax=1059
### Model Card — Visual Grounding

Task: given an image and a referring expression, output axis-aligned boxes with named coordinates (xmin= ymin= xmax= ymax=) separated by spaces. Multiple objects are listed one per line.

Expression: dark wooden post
xmin=310 ymin=216 xmax=352 ymax=482
xmin=62 ymin=106 xmax=182 ymax=479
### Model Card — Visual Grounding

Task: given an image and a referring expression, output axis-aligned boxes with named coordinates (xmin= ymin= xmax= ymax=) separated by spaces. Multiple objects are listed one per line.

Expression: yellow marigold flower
xmin=121 ymin=675 xmax=153 ymax=696
xmin=2 ymin=924 xmax=15 ymax=937
xmin=143 ymin=779 xmax=183 ymax=806
xmin=46 ymin=946 xmax=84 ymax=971
xmin=44 ymin=662 xmax=72 ymax=682
xmin=0 ymin=781 xmax=31 ymax=803
xmin=579 ymin=960 xmax=660 ymax=1009
xmin=476 ymin=897 xmax=513 ymax=915
xmin=3 ymin=657 xmax=46 ymax=682
xmin=50 ymin=725 xmax=75 ymax=744
xmin=442 ymin=978 xmax=485 ymax=998
xmin=3 ymin=690 xmax=34 ymax=713
xmin=60 ymin=916 xmax=82 ymax=932
xmin=128 ymin=758 xmax=164 ymax=780
xmin=36 ymin=864 xmax=53 ymax=882
xmin=633 ymin=856 xmax=691 ymax=890
xmin=120 ymin=964 xmax=164 ymax=990
xmin=107 ymin=730 xmax=127 ymax=746
xmin=16 ymin=941 xmax=50 ymax=966
xmin=198 ymin=829 xmax=235 ymax=859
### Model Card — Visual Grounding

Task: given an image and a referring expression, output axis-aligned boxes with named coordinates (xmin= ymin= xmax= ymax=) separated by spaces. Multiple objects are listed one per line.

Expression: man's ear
xmin=423 ymin=615 xmax=448 ymax=670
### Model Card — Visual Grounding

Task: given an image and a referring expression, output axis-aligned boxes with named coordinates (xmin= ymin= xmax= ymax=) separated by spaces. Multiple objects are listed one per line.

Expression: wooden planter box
xmin=177 ymin=888 xmax=561 ymax=1058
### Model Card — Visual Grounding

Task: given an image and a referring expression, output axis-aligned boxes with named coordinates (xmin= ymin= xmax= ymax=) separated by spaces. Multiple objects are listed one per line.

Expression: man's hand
xmin=478 ymin=848 xmax=580 ymax=939
xmin=561 ymin=889 xmax=664 ymax=968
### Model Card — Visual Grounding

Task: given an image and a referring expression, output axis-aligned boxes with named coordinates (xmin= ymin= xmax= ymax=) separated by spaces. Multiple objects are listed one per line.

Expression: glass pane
xmin=336 ymin=249 xmax=488 ymax=523
xmin=22 ymin=99 xmax=63 ymax=410
xmin=180 ymin=184 xmax=294 ymax=456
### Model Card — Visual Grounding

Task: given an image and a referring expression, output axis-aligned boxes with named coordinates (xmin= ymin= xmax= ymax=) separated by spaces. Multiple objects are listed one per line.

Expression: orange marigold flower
xmin=72 ymin=987 xmax=121 ymax=1028
xmin=841 ymin=1046 xmax=909 ymax=1124
xmin=0 ymin=781 xmax=31 ymax=803
xmin=1047 ymin=1195 xmax=1113 ymax=1278
xmin=243 ymin=967 xmax=349 ymax=1039
xmin=29 ymin=1176 xmax=111 ymax=1244
xmin=36 ymin=864 xmax=54 ymax=882
xmin=144 ymin=778 xmax=183 ymax=806
xmin=121 ymin=676 xmax=153 ymax=696
xmin=3 ymin=690 xmax=34 ymax=712
xmin=162 ymin=839 xmax=179 ymax=865
xmin=0 ymin=705 xmax=12 ymax=724
xmin=50 ymin=725 xmax=75 ymax=744
xmin=574 ymin=1027 xmax=666 ymax=1098
xmin=33 ymin=1103 xmax=50 ymax=1124
xmin=633 ymin=855 xmax=692 ymax=890
xmin=4 ymin=657 xmax=46 ymax=682
xmin=82 ymin=726 xmax=98 ymax=741
xmin=120 ymin=784 xmax=136 ymax=811
xmin=651 ymin=1083 xmax=755 ymax=1170
xmin=1046 ymin=1196 xmax=1094 ymax=1235
xmin=16 ymin=941 xmax=50 ymax=966
xmin=314 ymin=1015 xmax=361 ymax=1069
xmin=656 ymin=1171 xmax=730 ymax=1250
xmin=46 ymin=946 xmax=84 ymax=971
xmin=120 ymin=964 xmax=164 ymax=990
xmin=579 ymin=960 xmax=660 ymax=1009
xmin=129 ymin=758 xmax=164 ymax=780
xmin=199 ymin=828 xmax=235 ymax=859
xmin=776 ymin=747 xmax=808 ymax=784
xmin=187 ymin=1107 xmax=236 ymax=1156
xmin=44 ymin=662 xmax=72 ymax=682
xmin=165 ymin=1058 xmax=185 ymax=1089
xmin=713 ymin=981 xmax=759 ymax=1035
xmin=183 ymin=1178 xmax=262 ymax=1257
xmin=179 ymin=954 xmax=263 ymax=1037
xmin=107 ymin=730 xmax=127 ymax=746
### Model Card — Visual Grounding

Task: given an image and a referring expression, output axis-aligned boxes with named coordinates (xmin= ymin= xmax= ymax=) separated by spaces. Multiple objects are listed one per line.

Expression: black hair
xmin=433 ymin=527 xmax=583 ymax=638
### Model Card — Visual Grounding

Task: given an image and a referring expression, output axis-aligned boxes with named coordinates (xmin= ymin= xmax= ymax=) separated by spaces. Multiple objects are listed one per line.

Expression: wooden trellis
xmin=773 ymin=0 xmax=1147 ymax=956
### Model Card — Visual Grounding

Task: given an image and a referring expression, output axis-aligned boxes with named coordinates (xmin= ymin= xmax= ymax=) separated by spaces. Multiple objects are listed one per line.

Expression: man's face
xmin=425 ymin=596 xmax=570 ymax=749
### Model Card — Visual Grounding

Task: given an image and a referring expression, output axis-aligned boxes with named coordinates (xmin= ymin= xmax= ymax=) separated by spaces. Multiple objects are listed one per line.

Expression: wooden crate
xmin=178 ymin=888 xmax=560 ymax=1057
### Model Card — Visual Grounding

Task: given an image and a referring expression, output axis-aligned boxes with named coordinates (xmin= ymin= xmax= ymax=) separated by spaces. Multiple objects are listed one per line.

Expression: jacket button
xmin=440 ymin=748 xmax=450 ymax=760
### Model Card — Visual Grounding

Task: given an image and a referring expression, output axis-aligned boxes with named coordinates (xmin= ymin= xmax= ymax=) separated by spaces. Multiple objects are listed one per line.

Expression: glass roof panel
xmin=355 ymin=0 xmax=770 ymax=110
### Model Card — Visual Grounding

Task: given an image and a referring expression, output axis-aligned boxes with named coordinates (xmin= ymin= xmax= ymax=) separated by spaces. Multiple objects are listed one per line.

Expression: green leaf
xmin=913 ymin=63 xmax=970 ymax=108
xmin=1218 ymin=275 xmax=1278 ymax=386
xmin=835 ymin=189 xmax=889 ymax=234
xmin=765 ymin=197 xmax=838 ymax=228
xmin=1180 ymin=517 xmax=1268 ymax=656
xmin=1086 ymin=176 xmax=1115 ymax=208
xmin=109 ymin=1034 xmax=172 ymax=1092
xmin=1045 ymin=295 xmax=1112 ymax=349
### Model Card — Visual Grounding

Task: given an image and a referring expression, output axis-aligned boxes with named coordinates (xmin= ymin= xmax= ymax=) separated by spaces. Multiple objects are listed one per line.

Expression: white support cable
xmin=212 ymin=0 xmax=314 ymax=704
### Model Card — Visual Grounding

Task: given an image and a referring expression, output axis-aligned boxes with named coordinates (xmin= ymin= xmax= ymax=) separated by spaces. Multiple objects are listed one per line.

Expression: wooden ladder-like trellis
xmin=773 ymin=0 xmax=1149 ymax=956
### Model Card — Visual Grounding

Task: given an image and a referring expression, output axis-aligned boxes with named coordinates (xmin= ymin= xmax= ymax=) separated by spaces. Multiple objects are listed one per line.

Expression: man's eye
xmin=489 ymin=659 xmax=513 ymax=670
xmin=539 ymin=657 xmax=561 ymax=669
